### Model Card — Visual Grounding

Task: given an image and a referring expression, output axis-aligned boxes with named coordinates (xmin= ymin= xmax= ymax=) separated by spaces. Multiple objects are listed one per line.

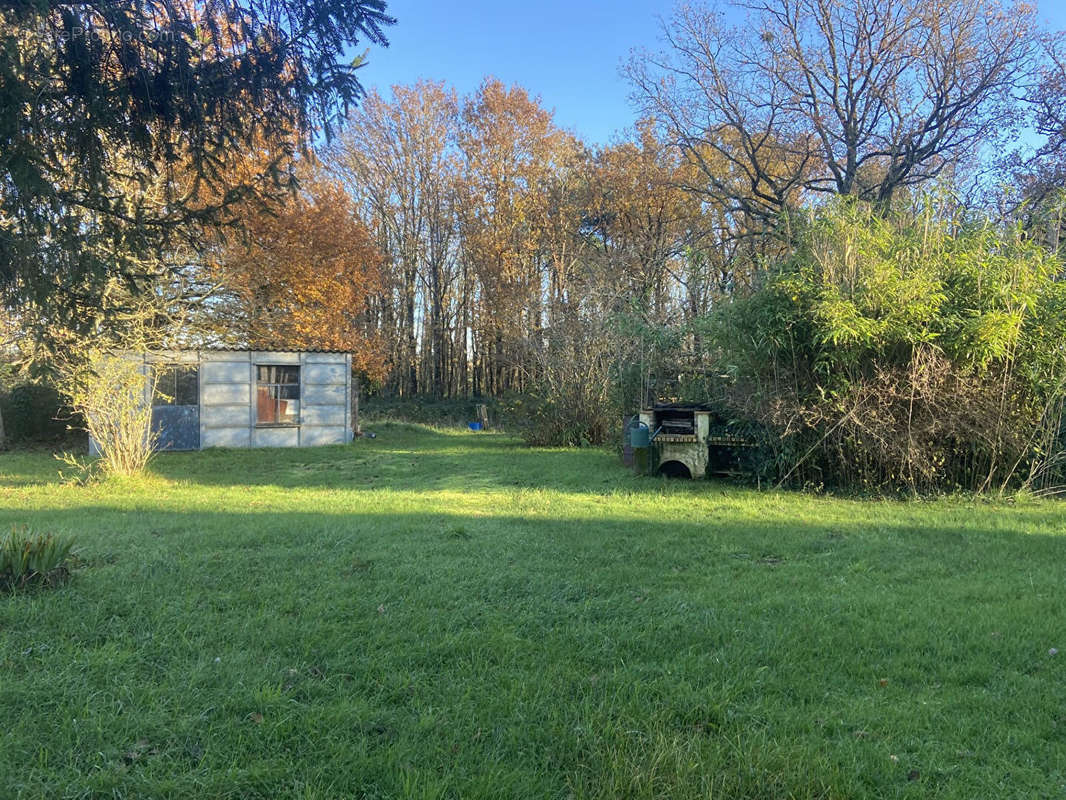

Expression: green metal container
xmin=630 ymin=423 xmax=650 ymax=448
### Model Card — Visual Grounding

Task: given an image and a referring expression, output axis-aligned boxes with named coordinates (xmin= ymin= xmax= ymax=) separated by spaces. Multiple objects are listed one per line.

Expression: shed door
xmin=152 ymin=365 xmax=200 ymax=450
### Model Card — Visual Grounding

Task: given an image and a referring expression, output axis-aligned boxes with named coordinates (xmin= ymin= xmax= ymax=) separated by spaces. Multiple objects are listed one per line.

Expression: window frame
xmin=152 ymin=364 xmax=199 ymax=407
xmin=255 ymin=364 xmax=301 ymax=426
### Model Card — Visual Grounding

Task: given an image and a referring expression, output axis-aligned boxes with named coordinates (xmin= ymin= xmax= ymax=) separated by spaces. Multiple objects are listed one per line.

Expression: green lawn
xmin=1 ymin=425 xmax=1065 ymax=799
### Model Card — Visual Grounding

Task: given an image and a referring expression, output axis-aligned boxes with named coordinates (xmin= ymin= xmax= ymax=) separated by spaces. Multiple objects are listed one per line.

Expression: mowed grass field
xmin=1 ymin=425 xmax=1065 ymax=799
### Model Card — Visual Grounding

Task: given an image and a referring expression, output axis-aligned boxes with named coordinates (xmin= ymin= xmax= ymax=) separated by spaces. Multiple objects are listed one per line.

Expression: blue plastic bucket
xmin=468 ymin=421 xmax=483 ymax=431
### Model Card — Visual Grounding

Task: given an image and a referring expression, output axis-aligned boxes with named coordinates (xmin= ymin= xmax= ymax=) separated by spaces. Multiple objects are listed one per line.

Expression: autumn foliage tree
xmin=210 ymin=165 xmax=386 ymax=380
xmin=457 ymin=79 xmax=581 ymax=396
xmin=326 ymin=81 xmax=723 ymax=412
xmin=266 ymin=0 xmax=1058 ymax=462
xmin=584 ymin=122 xmax=705 ymax=313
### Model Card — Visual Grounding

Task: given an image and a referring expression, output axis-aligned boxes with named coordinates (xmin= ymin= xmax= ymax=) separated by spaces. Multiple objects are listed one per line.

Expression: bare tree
xmin=1032 ymin=34 xmax=1066 ymax=159
xmin=629 ymin=0 xmax=1037 ymax=217
xmin=329 ymin=82 xmax=462 ymax=397
xmin=1007 ymin=33 xmax=1066 ymax=249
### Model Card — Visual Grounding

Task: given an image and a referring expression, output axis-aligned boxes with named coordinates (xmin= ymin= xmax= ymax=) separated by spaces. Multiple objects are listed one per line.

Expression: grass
xmin=1 ymin=423 xmax=1065 ymax=798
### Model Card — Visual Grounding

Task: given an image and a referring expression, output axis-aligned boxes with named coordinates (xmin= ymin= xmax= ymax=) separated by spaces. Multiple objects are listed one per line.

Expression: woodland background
xmin=5 ymin=0 xmax=1066 ymax=492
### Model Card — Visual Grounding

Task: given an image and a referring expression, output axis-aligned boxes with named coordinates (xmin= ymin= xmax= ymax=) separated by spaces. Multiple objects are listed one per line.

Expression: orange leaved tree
xmin=210 ymin=164 xmax=387 ymax=380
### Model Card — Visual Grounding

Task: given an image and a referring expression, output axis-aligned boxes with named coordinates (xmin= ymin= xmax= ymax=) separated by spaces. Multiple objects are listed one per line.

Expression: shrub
xmin=1 ymin=382 xmax=69 ymax=445
xmin=57 ymin=351 xmax=159 ymax=477
xmin=508 ymin=390 xmax=616 ymax=448
xmin=0 ymin=526 xmax=75 ymax=591
xmin=704 ymin=197 xmax=1066 ymax=494
xmin=506 ymin=310 xmax=624 ymax=447
xmin=361 ymin=396 xmax=501 ymax=428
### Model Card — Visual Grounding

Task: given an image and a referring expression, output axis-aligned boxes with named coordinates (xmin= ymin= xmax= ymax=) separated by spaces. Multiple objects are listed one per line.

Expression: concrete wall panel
xmin=300 ymin=405 xmax=346 ymax=426
xmin=300 ymin=426 xmax=348 ymax=446
xmin=303 ymin=363 xmax=347 ymax=384
xmin=252 ymin=351 xmax=301 ymax=364
xmin=201 ymin=351 xmax=251 ymax=363
xmin=253 ymin=426 xmax=300 ymax=448
xmin=202 ymin=427 xmax=251 ymax=448
xmin=148 ymin=351 xmax=200 ymax=364
xmin=202 ymin=383 xmax=251 ymax=405
xmin=201 ymin=361 xmax=253 ymax=384
xmin=201 ymin=404 xmax=251 ymax=427
xmin=303 ymin=384 xmax=345 ymax=406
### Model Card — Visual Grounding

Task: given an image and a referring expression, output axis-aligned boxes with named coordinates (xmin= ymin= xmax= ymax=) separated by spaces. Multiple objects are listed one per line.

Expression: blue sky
xmin=361 ymin=0 xmax=1066 ymax=148
xmin=362 ymin=0 xmax=670 ymax=146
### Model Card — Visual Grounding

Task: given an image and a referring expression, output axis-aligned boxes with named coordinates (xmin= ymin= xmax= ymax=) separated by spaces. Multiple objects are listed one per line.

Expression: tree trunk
xmin=351 ymin=375 xmax=361 ymax=436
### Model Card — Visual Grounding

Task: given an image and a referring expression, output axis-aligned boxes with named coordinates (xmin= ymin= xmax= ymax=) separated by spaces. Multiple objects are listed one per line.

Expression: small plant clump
xmin=0 ymin=526 xmax=75 ymax=591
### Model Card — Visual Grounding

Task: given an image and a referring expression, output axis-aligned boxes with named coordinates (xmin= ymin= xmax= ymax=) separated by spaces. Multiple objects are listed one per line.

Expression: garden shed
xmin=92 ymin=349 xmax=354 ymax=452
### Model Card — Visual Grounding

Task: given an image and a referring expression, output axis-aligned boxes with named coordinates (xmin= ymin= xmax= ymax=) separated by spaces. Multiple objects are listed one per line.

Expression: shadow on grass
xmin=2 ymin=499 xmax=1065 ymax=797
xmin=1 ymin=498 xmax=1064 ymax=569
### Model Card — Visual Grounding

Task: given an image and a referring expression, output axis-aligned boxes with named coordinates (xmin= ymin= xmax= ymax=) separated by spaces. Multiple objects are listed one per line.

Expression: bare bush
xmin=57 ymin=351 xmax=158 ymax=477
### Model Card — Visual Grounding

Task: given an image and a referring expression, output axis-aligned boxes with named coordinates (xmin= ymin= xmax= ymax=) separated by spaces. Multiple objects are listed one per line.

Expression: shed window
xmin=257 ymin=365 xmax=300 ymax=425
xmin=154 ymin=365 xmax=199 ymax=406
